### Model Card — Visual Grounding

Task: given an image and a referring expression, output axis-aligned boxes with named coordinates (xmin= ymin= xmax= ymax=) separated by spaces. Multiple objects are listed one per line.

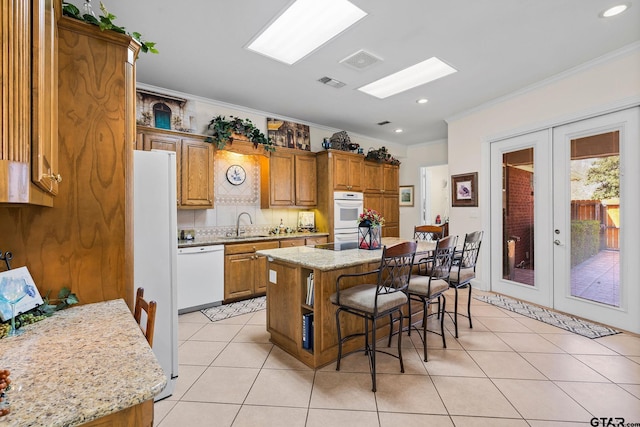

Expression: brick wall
xmin=506 ymin=166 xmax=534 ymax=268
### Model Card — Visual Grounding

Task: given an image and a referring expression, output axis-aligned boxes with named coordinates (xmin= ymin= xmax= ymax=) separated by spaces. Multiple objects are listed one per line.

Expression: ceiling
xmin=77 ymin=0 xmax=640 ymax=146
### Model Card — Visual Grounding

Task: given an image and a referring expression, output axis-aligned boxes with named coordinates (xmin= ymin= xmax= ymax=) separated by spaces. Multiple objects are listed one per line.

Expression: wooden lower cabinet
xmin=224 ymin=241 xmax=278 ymax=302
xmin=364 ymin=193 xmax=399 ymax=237
xmin=80 ymin=399 xmax=153 ymax=427
xmin=279 ymin=237 xmax=306 ymax=248
xmin=305 ymin=236 xmax=328 ymax=246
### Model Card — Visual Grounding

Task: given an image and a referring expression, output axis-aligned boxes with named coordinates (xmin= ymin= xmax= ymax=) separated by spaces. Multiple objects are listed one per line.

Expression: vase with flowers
xmin=357 ymin=208 xmax=384 ymax=250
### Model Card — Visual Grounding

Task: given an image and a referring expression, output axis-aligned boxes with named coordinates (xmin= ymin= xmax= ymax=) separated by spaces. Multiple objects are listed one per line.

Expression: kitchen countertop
xmin=0 ymin=299 xmax=166 ymax=427
xmin=178 ymin=231 xmax=329 ymax=248
xmin=257 ymin=238 xmax=436 ymax=271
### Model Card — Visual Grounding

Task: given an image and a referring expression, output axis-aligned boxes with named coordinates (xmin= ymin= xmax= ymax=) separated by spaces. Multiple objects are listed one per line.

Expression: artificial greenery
xmin=205 ymin=115 xmax=275 ymax=152
xmin=62 ymin=2 xmax=158 ymax=54
xmin=0 ymin=287 xmax=79 ymax=338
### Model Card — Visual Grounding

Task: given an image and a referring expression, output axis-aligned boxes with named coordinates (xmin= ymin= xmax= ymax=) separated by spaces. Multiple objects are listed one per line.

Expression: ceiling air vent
xmin=318 ymin=76 xmax=346 ymax=88
xmin=340 ymin=49 xmax=382 ymax=70
xmin=377 ymin=121 xmax=391 ymax=126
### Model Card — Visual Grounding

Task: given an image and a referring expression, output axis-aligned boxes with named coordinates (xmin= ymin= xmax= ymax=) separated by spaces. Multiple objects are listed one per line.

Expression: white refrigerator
xmin=133 ymin=150 xmax=179 ymax=401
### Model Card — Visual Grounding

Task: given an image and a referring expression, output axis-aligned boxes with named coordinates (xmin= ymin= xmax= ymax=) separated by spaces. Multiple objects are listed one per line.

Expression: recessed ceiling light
xmin=394 ymin=128 xmax=403 ymax=133
xmin=600 ymin=3 xmax=630 ymax=17
xmin=358 ymin=57 xmax=457 ymax=99
xmin=246 ymin=0 xmax=367 ymax=65
xmin=416 ymin=98 xmax=428 ymax=104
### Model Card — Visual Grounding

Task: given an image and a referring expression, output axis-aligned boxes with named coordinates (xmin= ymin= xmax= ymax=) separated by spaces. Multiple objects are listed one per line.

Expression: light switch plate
xmin=269 ymin=269 xmax=277 ymax=284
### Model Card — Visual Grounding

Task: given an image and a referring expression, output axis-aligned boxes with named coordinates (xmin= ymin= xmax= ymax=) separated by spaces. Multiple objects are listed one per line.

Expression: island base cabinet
xmin=266 ymin=259 xmax=395 ymax=369
xmin=266 ymin=262 xmax=301 ymax=359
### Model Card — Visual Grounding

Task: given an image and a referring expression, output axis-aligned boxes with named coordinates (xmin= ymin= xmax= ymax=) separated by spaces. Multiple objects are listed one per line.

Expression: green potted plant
xmin=61 ymin=1 xmax=158 ymax=54
xmin=205 ymin=115 xmax=275 ymax=152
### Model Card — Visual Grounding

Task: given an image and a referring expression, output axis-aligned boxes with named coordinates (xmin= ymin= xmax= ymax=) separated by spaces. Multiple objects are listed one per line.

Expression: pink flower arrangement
xmin=357 ymin=208 xmax=385 ymax=226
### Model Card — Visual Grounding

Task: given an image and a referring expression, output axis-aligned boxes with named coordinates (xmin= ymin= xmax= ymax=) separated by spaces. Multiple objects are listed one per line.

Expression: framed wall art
xmin=267 ymin=118 xmax=310 ymax=150
xmin=451 ymin=172 xmax=478 ymax=207
xmin=399 ymin=185 xmax=414 ymax=207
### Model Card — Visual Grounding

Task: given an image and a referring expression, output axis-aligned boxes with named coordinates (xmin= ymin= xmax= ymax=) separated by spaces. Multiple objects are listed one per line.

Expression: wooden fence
xmin=571 ymin=200 xmax=619 ymax=250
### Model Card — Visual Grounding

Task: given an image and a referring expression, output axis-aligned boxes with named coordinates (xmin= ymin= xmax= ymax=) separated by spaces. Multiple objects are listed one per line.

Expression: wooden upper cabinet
xmin=383 ymin=164 xmax=399 ymax=193
xmin=137 ymin=127 xmax=214 ymax=209
xmin=260 ymin=148 xmax=316 ymax=208
xmin=180 ymin=137 xmax=214 ymax=208
xmin=31 ymin=0 xmax=59 ymax=196
xmin=267 ymin=152 xmax=295 ymax=206
xmin=333 ymin=152 xmax=363 ymax=191
xmin=1 ymin=0 xmax=58 ymax=205
xmin=294 ymin=153 xmax=317 ymax=206
xmin=363 ymin=162 xmax=383 ymax=192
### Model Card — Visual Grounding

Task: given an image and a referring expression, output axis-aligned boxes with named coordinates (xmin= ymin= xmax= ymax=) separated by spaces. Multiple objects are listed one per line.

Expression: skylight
xmin=358 ymin=57 xmax=457 ymax=99
xmin=247 ymin=0 xmax=367 ymax=65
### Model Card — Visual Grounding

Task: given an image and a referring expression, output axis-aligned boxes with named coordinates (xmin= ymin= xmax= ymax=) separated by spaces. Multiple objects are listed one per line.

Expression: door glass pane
xmin=569 ymin=131 xmax=620 ymax=307
xmin=502 ymin=148 xmax=535 ymax=285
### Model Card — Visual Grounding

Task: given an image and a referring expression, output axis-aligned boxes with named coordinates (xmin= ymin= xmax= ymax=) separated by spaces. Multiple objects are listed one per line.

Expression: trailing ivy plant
xmin=205 ymin=115 xmax=275 ymax=152
xmin=62 ymin=2 xmax=158 ymax=54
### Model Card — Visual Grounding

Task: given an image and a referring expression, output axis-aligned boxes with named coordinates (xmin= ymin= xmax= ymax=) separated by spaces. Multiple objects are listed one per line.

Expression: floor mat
xmin=201 ymin=296 xmax=266 ymax=322
xmin=474 ymin=294 xmax=620 ymax=339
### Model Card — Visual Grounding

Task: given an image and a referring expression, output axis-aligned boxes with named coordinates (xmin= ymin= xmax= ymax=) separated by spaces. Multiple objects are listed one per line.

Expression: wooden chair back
xmin=414 ymin=225 xmax=444 ymax=241
xmin=134 ymin=287 xmax=157 ymax=347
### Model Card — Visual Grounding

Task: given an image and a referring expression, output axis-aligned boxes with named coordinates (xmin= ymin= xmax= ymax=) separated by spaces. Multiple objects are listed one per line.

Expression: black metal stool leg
xmin=454 ymin=285 xmax=460 ymax=338
xmin=440 ymin=294 xmax=447 ymax=349
xmin=335 ymin=308 xmax=343 ymax=371
xmin=467 ymin=284 xmax=473 ymax=329
xmin=371 ymin=317 xmax=377 ymax=392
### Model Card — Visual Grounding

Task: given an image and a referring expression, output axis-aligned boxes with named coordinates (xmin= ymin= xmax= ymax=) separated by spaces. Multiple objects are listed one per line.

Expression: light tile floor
xmin=154 ymin=288 xmax=640 ymax=427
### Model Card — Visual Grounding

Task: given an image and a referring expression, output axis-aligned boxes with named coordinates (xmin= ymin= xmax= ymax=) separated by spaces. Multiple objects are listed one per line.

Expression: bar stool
xmin=330 ymin=242 xmax=417 ymax=392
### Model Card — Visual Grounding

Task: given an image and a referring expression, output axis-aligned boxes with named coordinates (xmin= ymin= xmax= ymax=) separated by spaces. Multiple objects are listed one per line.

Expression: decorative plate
xmin=226 ymin=165 xmax=246 ymax=185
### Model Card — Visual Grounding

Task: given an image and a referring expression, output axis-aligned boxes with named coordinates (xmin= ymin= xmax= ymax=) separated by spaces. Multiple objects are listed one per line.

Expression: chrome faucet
xmin=236 ymin=212 xmax=253 ymax=237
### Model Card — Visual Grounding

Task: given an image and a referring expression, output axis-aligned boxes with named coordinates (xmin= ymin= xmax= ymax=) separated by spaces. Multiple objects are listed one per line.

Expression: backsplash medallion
xmin=214 ymin=151 xmax=259 ymax=205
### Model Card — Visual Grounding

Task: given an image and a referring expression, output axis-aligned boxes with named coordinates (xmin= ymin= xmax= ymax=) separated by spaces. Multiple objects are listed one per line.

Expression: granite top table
xmin=0 ymin=299 xmax=166 ymax=426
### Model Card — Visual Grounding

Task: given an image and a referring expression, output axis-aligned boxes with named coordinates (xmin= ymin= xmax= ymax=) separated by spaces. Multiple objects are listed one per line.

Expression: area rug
xmin=201 ymin=296 xmax=266 ymax=322
xmin=474 ymin=294 xmax=620 ymax=339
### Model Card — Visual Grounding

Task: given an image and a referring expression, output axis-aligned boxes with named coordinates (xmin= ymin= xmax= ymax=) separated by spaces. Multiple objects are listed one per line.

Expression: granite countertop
xmin=0 ymin=299 xmax=167 ymax=427
xmin=178 ymin=231 xmax=329 ymax=248
xmin=257 ymin=238 xmax=436 ymax=271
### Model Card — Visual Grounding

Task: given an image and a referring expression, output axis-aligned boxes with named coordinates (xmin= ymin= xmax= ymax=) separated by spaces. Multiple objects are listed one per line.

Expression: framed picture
xmin=399 ymin=185 xmax=414 ymax=207
xmin=267 ymin=118 xmax=310 ymax=150
xmin=451 ymin=172 xmax=478 ymax=207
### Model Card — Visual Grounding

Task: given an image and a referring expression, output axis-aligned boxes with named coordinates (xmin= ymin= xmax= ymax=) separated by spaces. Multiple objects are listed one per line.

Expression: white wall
xmin=447 ymin=44 xmax=640 ymax=289
xmin=398 ymin=140 xmax=448 ymax=239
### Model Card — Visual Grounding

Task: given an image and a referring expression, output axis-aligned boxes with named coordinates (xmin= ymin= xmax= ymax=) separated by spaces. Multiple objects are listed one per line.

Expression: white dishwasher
xmin=177 ymin=245 xmax=224 ymax=314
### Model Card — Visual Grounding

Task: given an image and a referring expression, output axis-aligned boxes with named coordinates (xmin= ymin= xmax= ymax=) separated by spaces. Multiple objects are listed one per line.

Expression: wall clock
xmin=226 ymin=165 xmax=246 ymax=185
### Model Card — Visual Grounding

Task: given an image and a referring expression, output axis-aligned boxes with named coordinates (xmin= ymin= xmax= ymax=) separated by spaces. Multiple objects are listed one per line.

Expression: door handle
xmin=554 ymin=239 xmax=561 ymax=245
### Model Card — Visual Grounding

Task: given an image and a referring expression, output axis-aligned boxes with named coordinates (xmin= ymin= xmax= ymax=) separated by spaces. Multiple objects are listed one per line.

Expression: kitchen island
xmin=0 ymin=299 xmax=166 ymax=426
xmin=257 ymin=238 xmax=435 ymax=368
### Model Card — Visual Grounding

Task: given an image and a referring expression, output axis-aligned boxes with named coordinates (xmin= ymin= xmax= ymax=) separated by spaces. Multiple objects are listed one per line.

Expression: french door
xmin=490 ymin=108 xmax=639 ymax=333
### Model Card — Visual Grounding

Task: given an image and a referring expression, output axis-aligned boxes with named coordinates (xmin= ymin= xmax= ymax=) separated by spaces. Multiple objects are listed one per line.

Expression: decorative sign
xmin=0 ymin=266 xmax=44 ymax=322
